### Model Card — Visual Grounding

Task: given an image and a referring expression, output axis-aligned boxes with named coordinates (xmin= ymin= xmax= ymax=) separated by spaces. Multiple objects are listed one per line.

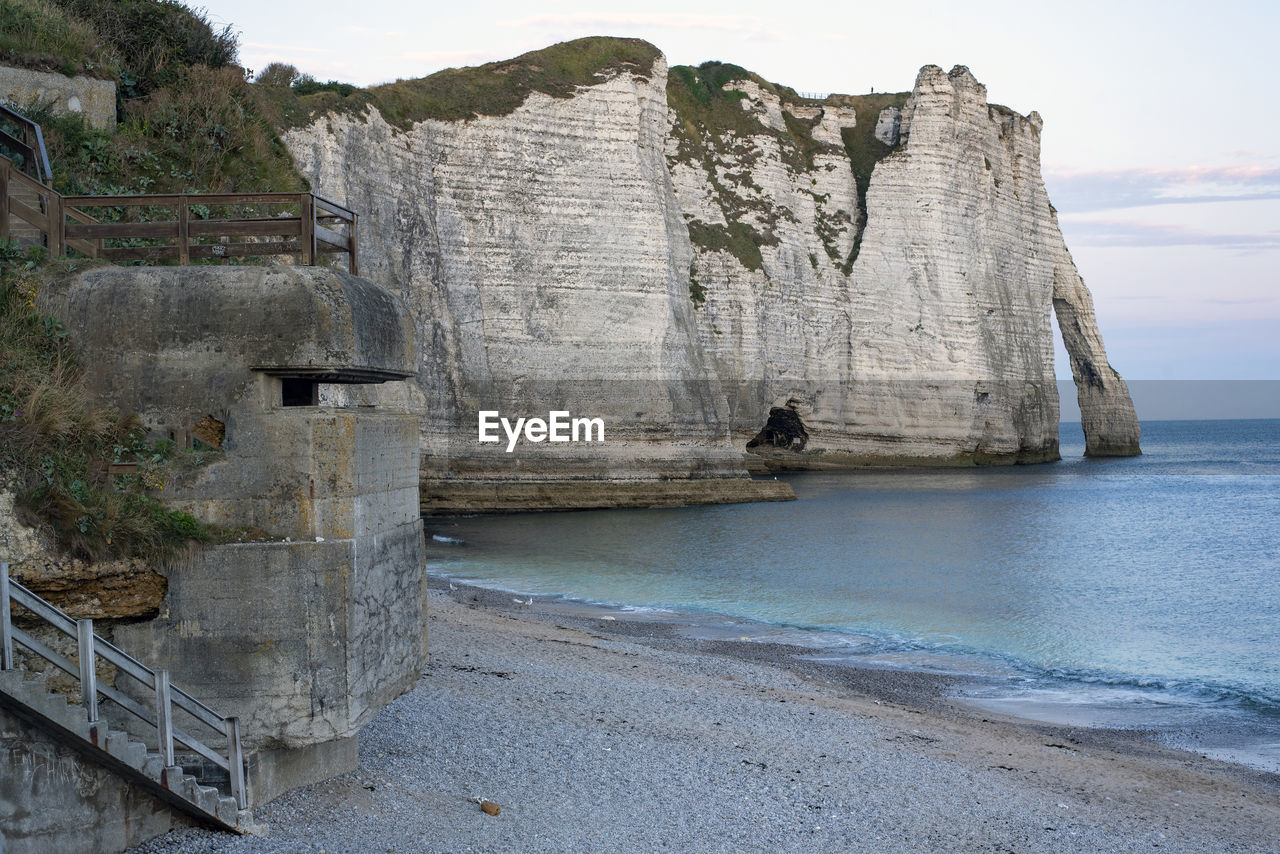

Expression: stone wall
xmin=0 ymin=65 xmax=115 ymax=129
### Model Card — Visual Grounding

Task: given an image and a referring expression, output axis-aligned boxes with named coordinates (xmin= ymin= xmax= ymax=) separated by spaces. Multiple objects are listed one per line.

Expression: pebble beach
xmin=131 ymin=581 xmax=1280 ymax=853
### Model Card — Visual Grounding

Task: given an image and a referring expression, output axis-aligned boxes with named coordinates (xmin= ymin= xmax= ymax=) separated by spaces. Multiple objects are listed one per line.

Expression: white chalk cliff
xmin=282 ymin=39 xmax=1140 ymax=509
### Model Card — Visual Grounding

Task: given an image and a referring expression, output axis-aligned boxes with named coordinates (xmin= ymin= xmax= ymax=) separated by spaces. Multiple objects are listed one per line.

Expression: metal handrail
xmin=0 ymin=561 xmax=248 ymax=809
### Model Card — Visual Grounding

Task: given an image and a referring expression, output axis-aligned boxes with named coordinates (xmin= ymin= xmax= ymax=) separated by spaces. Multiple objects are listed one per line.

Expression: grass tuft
xmin=0 ymin=0 xmax=117 ymax=78
xmin=0 ymin=242 xmax=215 ymax=562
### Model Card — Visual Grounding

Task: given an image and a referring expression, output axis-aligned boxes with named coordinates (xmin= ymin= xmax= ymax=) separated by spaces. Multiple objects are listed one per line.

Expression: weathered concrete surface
xmin=0 ymin=64 xmax=116 ymax=129
xmin=244 ymin=735 xmax=357 ymax=808
xmin=41 ymin=264 xmax=426 ymax=805
xmin=43 ymin=266 xmax=415 ymax=421
xmin=1 ymin=705 xmax=195 ymax=854
xmin=112 ymin=415 xmax=426 ymax=747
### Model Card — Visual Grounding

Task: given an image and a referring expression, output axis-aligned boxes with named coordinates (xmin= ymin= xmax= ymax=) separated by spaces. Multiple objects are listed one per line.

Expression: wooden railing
xmin=0 ymin=157 xmax=358 ymax=275
xmin=0 ymin=104 xmax=53 ymax=184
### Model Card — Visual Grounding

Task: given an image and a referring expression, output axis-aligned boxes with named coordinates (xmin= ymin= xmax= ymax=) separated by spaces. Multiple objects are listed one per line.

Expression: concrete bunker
xmin=39 ymin=264 xmax=425 ymax=805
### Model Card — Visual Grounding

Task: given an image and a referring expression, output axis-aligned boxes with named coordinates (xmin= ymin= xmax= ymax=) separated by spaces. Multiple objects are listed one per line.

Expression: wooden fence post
xmin=300 ymin=193 xmax=315 ymax=265
xmin=155 ymin=668 xmax=175 ymax=766
xmin=48 ymin=192 xmax=65 ymax=256
xmin=348 ymin=212 xmax=358 ymax=276
xmin=177 ymin=196 xmax=190 ymax=265
xmin=0 ymin=159 xmax=10 ymax=242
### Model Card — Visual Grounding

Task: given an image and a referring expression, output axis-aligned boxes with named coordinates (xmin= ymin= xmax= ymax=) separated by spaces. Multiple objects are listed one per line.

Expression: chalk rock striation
xmin=283 ymin=39 xmax=1139 ymax=507
xmin=284 ymin=41 xmax=790 ymax=509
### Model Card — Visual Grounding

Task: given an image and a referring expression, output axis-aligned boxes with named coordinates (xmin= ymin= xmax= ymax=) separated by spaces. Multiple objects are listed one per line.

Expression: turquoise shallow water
xmin=426 ymin=419 xmax=1280 ymax=766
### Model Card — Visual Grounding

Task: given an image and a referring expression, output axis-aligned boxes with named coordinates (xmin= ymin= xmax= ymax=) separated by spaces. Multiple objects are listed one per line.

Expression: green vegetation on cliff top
xmin=0 ymin=0 xmax=116 ymax=78
xmin=261 ymin=37 xmax=663 ymax=130
xmin=830 ymin=91 xmax=911 ymax=208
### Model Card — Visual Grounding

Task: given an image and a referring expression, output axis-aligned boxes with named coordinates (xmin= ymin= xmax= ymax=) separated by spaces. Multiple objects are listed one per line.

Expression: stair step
xmin=215 ymin=795 xmax=238 ymax=823
xmin=0 ymin=672 xmax=92 ymax=735
xmin=161 ymin=765 xmax=184 ymax=791
xmin=123 ymin=740 xmax=147 ymax=770
xmin=179 ymin=773 xmax=201 ymax=803
xmin=105 ymin=730 xmax=136 ymax=762
xmin=195 ymin=785 xmax=220 ymax=815
xmin=37 ymin=691 xmax=67 ymax=718
xmin=0 ymin=669 xmax=29 ymax=692
xmin=142 ymin=754 xmax=165 ymax=779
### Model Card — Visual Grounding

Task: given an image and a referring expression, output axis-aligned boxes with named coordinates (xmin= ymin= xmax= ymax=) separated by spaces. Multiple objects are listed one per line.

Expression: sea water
xmin=426 ymin=419 xmax=1280 ymax=770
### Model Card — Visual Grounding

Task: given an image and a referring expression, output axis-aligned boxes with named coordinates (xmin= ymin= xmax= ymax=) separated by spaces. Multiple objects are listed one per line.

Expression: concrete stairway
xmin=0 ymin=668 xmax=252 ymax=833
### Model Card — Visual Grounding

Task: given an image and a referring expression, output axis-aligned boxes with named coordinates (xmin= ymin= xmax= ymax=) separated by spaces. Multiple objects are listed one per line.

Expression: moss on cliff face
xmin=267 ymin=37 xmax=663 ymax=131
xmin=667 ymin=62 xmax=810 ymax=273
xmin=830 ymin=91 xmax=910 ymax=269
xmin=831 ymin=91 xmax=910 ymax=210
xmin=665 ymin=63 xmax=912 ymax=279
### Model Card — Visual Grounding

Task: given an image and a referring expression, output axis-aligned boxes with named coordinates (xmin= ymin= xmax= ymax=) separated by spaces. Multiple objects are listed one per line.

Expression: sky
xmin=204 ymin=0 xmax=1279 ymax=387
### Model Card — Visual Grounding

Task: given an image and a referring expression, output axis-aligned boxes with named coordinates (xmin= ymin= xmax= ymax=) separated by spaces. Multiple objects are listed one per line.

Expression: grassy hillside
xmin=259 ymin=36 xmax=663 ymax=131
xmin=1 ymin=0 xmax=303 ymax=196
xmin=0 ymin=0 xmax=288 ymax=561
xmin=0 ymin=0 xmax=116 ymax=78
xmin=0 ymin=244 xmax=212 ymax=561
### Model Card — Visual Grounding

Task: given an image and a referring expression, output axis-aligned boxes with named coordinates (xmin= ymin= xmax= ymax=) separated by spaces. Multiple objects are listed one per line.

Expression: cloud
xmin=1201 ymin=297 xmax=1274 ymax=305
xmin=1060 ymin=219 xmax=1280 ymax=251
xmin=498 ymin=12 xmax=786 ymax=42
xmin=392 ymin=49 xmax=508 ymax=67
xmin=341 ymin=25 xmax=404 ymax=38
xmin=241 ymin=41 xmax=333 ymax=55
xmin=1045 ymin=165 xmax=1280 ymax=212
